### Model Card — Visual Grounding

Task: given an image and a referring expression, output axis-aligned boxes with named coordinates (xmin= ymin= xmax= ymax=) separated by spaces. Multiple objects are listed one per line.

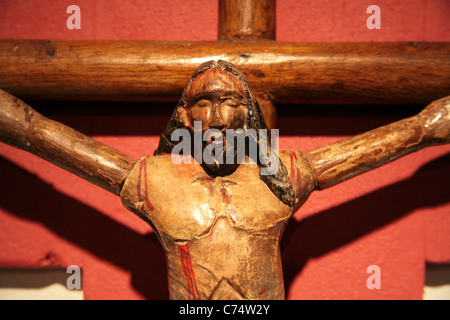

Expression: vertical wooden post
xmin=218 ymin=0 xmax=277 ymax=130
xmin=218 ymin=0 xmax=276 ymax=41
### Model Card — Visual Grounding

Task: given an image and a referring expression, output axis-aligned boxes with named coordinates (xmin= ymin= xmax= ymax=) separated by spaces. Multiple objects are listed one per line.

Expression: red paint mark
xmin=259 ymin=284 xmax=269 ymax=296
xmin=137 ymin=159 xmax=155 ymax=211
xmin=281 ymin=150 xmax=302 ymax=195
xmin=202 ymin=74 xmax=208 ymax=92
xmin=186 ymin=71 xmax=204 ymax=102
xmin=178 ymin=243 xmax=201 ymax=300
xmin=226 ymin=72 xmax=247 ymax=98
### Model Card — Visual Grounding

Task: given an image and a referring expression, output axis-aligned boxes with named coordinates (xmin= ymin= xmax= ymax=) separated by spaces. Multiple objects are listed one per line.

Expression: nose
xmin=209 ymin=101 xmax=226 ymax=130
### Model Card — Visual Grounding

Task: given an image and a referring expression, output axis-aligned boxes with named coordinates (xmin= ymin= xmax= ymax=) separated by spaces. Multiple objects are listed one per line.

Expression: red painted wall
xmin=0 ymin=0 xmax=449 ymax=300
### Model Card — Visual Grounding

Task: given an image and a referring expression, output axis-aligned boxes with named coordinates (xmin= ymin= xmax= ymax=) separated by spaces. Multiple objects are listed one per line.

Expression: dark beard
xmin=196 ymin=131 xmax=240 ymax=177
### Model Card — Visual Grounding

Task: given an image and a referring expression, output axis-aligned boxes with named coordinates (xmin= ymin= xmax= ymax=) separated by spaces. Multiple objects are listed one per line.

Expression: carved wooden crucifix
xmin=0 ymin=0 xmax=449 ymax=300
xmin=0 ymin=59 xmax=449 ymax=299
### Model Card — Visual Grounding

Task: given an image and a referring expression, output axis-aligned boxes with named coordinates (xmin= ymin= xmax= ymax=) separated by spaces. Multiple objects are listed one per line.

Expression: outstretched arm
xmin=306 ymin=96 xmax=450 ymax=190
xmin=0 ymin=89 xmax=136 ymax=195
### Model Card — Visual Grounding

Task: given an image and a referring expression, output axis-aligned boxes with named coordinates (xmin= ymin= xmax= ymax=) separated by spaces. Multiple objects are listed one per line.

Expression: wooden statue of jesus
xmin=0 ymin=60 xmax=449 ymax=300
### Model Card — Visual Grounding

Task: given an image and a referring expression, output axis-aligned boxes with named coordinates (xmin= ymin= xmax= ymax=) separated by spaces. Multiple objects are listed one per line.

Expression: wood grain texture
xmin=0 ymin=89 xmax=136 ymax=195
xmin=254 ymin=93 xmax=277 ymax=131
xmin=218 ymin=0 xmax=278 ymax=131
xmin=0 ymin=40 xmax=449 ymax=104
xmin=307 ymin=95 xmax=450 ymax=190
xmin=219 ymin=0 xmax=275 ymax=41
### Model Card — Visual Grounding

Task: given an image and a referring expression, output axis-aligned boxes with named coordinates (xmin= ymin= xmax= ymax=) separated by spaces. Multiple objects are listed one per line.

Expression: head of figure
xmin=156 ymin=60 xmax=265 ymax=176
xmin=184 ymin=67 xmax=249 ymax=132
xmin=181 ymin=63 xmax=253 ymax=176
xmin=156 ymin=60 xmax=295 ymax=206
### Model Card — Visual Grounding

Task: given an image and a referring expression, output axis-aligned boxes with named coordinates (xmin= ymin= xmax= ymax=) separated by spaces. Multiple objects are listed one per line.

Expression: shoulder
xmin=278 ymin=149 xmax=318 ymax=210
xmin=119 ymin=155 xmax=200 ymax=216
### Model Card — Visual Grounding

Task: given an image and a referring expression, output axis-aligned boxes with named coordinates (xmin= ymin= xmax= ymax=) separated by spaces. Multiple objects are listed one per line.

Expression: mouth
xmin=204 ymin=131 xmax=226 ymax=158
xmin=200 ymin=130 xmax=240 ymax=177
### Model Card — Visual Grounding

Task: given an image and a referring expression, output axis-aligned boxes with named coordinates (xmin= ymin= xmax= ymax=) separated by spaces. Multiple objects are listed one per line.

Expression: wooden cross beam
xmin=0 ymin=0 xmax=449 ymax=107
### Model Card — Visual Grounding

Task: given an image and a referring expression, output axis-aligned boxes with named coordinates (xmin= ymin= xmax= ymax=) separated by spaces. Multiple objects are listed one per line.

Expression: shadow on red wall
xmin=1 ymin=145 xmax=448 ymax=299
xmin=0 ymin=157 xmax=169 ymax=299
xmin=281 ymin=153 xmax=450 ymax=295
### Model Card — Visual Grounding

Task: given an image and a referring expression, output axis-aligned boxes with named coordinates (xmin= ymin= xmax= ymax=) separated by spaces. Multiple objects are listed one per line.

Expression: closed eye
xmin=221 ymin=98 xmax=242 ymax=108
xmin=196 ymin=99 xmax=211 ymax=108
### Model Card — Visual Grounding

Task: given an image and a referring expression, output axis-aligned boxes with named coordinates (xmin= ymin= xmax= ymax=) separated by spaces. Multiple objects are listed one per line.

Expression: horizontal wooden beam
xmin=0 ymin=39 xmax=449 ymax=104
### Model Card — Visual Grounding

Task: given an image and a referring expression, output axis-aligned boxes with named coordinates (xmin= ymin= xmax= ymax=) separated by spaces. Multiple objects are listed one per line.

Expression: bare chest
xmin=121 ymin=156 xmax=293 ymax=242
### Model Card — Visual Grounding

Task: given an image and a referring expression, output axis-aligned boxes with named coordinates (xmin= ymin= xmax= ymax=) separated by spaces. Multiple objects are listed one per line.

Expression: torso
xmin=120 ymin=150 xmax=314 ymax=300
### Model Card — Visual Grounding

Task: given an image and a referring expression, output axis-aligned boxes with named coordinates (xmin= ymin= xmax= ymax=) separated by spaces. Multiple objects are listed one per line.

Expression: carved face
xmin=182 ymin=68 xmax=249 ymax=176
xmin=184 ymin=68 xmax=248 ymax=131
xmin=156 ymin=60 xmax=294 ymax=206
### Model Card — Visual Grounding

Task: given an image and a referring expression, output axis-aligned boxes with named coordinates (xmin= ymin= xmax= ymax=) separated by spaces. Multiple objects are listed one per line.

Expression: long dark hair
xmin=155 ymin=60 xmax=295 ymax=207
